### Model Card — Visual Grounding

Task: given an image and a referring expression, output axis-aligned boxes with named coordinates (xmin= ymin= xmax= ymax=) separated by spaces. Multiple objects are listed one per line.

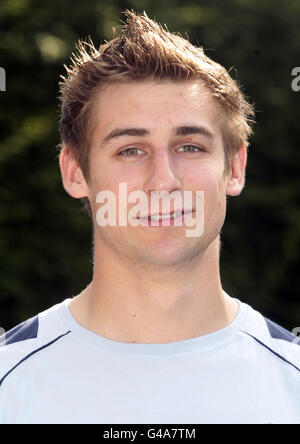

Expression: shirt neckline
xmin=56 ymin=296 xmax=249 ymax=355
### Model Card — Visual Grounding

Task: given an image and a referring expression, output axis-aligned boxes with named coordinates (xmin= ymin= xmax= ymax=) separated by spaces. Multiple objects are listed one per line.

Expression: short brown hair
xmin=58 ymin=9 xmax=255 ymax=215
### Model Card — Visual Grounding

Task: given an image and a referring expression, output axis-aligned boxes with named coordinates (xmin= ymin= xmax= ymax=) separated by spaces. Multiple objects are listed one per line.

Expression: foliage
xmin=0 ymin=0 xmax=299 ymax=331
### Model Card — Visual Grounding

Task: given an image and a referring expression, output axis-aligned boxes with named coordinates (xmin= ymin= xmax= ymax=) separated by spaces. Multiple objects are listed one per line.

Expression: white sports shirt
xmin=0 ymin=297 xmax=299 ymax=424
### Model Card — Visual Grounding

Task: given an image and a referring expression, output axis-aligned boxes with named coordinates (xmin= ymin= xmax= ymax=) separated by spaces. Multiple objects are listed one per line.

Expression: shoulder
xmin=238 ymin=301 xmax=300 ymax=375
xmin=0 ymin=300 xmax=71 ymax=388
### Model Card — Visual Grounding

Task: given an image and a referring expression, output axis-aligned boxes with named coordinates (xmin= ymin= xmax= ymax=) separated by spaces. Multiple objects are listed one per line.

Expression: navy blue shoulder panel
xmin=264 ymin=316 xmax=299 ymax=345
xmin=0 ymin=330 xmax=71 ymax=387
xmin=0 ymin=316 xmax=39 ymax=346
xmin=240 ymin=330 xmax=300 ymax=373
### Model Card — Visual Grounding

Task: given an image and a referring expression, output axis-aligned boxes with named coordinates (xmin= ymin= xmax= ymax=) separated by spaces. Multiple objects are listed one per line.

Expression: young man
xmin=0 ymin=11 xmax=299 ymax=424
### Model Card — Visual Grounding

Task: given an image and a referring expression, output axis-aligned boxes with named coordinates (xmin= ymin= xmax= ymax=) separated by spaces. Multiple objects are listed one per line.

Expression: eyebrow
xmin=101 ymin=125 xmax=214 ymax=145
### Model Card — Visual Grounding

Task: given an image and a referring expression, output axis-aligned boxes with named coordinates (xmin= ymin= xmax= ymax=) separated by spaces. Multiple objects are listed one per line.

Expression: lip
xmin=138 ymin=210 xmax=193 ymax=219
xmin=137 ymin=210 xmax=194 ymax=226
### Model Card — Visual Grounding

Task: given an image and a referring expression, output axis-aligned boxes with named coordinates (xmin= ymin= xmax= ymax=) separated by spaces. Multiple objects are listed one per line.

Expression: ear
xmin=226 ymin=143 xmax=248 ymax=196
xmin=59 ymin=145 xmax=89 ymax=199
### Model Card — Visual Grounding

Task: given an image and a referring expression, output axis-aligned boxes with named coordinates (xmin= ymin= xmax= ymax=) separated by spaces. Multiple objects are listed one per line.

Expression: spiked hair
xmin=58 ymin=10 xmax=255 ymax=214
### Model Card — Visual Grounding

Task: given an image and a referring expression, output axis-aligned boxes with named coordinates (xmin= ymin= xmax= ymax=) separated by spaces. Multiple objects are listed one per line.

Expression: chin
xmin=130 ymin=238 xmax=205 ymax=267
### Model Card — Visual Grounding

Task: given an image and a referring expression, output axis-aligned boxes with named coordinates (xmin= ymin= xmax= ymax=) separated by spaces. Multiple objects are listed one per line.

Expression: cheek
xmin=204 ymin=174 xmax=226 ymax=210
xmin=91 ymin=151 xmax=141 ymax=188
xmin=205 ymin=176 xmax=227 ymax=233
xmin=187 ymin=168 xmax=226 ymax=222
xmin=184 ymin=166 xmax=219 ymax=197
xmin=88 ymin=174 xmax=143 ymax=222
xmin=89 ymin=156 xmax=116 ymax=193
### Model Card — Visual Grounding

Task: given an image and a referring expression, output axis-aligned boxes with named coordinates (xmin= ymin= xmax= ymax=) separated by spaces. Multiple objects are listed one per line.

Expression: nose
xmin=144 ymin=149 xmax=183 ymax=195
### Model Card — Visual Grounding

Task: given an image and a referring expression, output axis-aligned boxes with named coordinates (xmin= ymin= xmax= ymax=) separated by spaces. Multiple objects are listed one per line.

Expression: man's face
xmin=85 ymin=80 xmax=233 ymax=267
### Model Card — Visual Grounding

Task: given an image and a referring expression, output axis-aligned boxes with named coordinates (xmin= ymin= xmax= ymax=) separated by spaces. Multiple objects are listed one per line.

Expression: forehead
xmin=91 ymin=80 xmax=221 ymax=138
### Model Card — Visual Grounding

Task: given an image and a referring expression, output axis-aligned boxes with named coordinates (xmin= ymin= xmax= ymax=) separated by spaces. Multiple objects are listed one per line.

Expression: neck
xmin=68 ymin=235 xmax=239 ymax=344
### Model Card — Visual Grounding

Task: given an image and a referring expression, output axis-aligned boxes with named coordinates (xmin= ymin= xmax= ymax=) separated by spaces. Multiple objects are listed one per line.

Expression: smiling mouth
xmin=138 ymin=210 xmax=193 ymax=221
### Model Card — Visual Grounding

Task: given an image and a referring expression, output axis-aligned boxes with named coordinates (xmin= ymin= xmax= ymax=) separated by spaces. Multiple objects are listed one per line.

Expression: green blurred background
xmin=0 ymin=0 xmax=299 ymax=332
